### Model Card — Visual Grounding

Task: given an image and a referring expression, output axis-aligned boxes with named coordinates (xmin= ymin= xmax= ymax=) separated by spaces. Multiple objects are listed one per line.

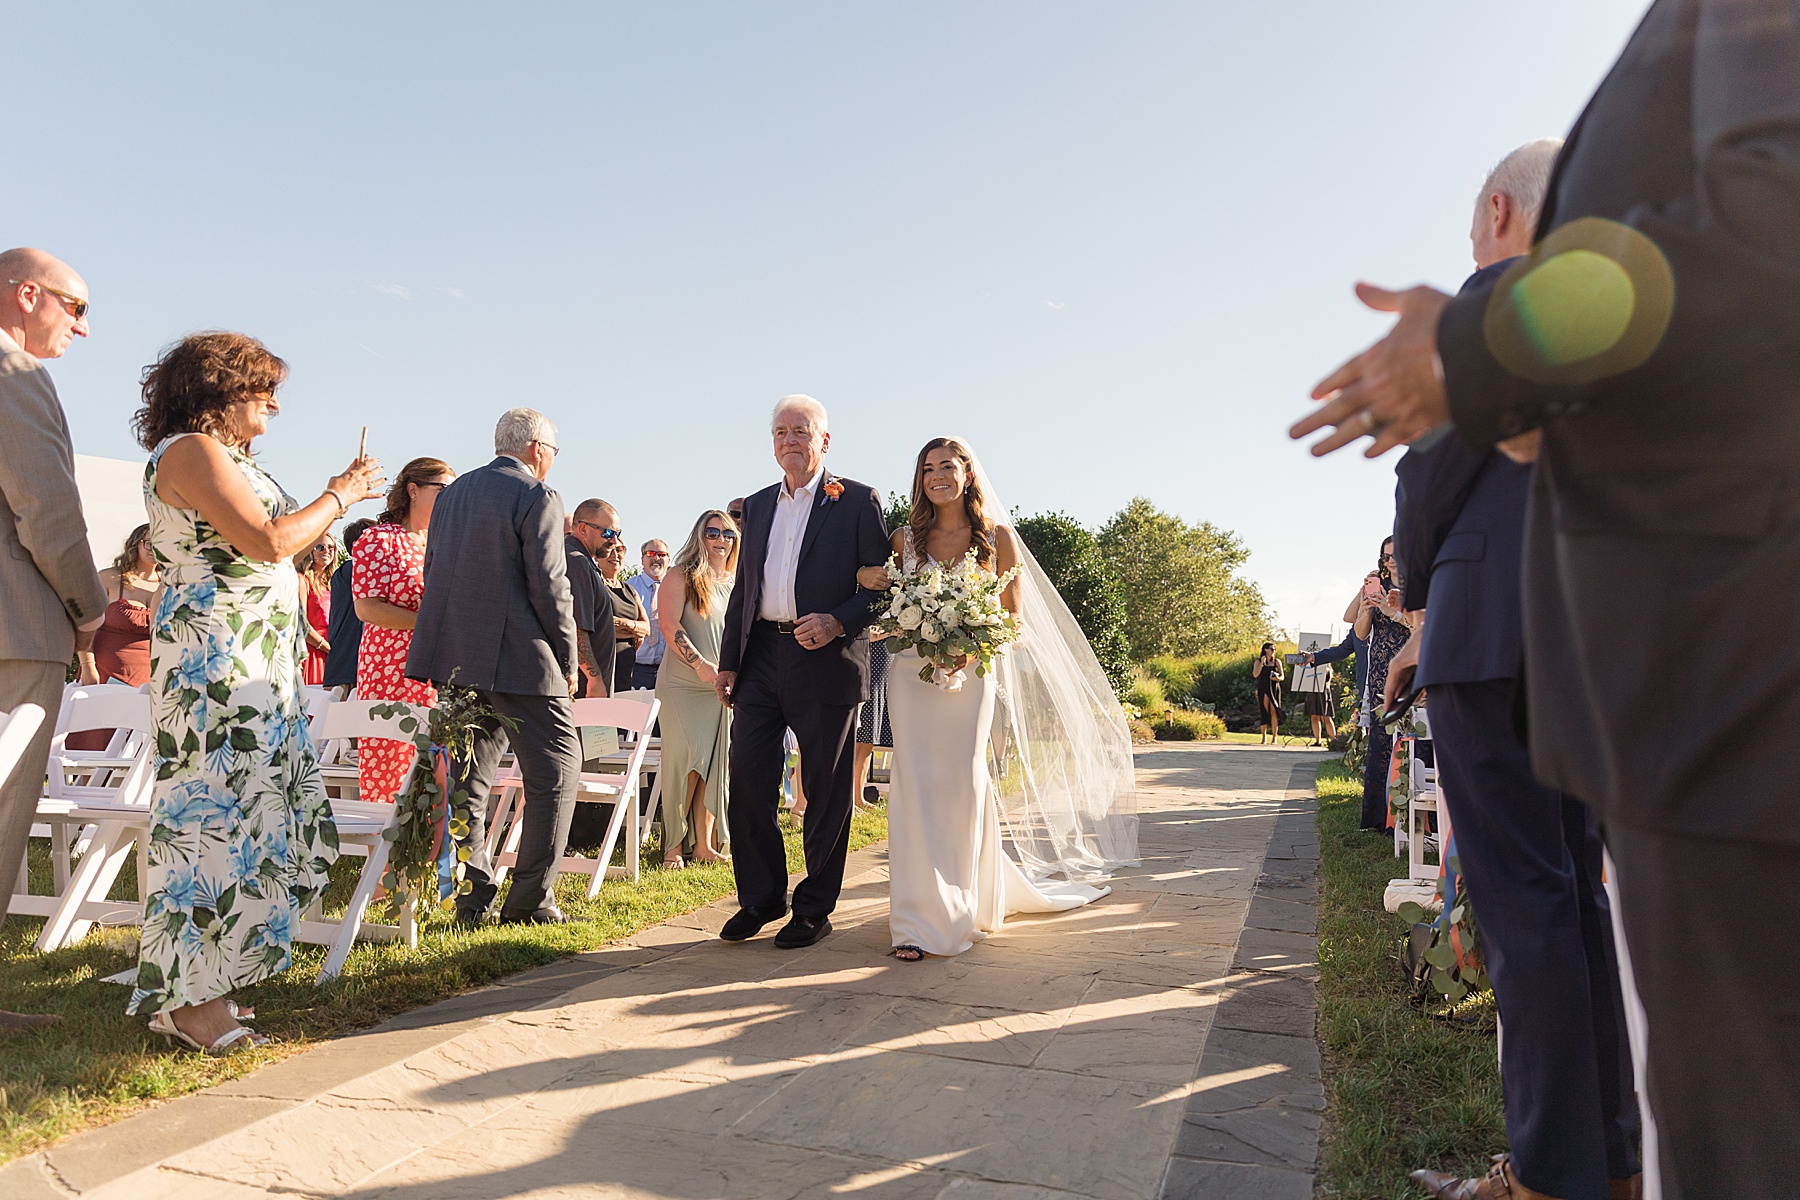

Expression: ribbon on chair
xmin=428 ymin=745 xmax=457 ymax=901
xmin=1434 ymin=819 xmax=1480 ymax=974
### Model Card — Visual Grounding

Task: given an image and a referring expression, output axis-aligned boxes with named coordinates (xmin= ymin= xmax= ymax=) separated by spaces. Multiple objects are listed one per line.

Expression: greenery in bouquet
xmin=371 ymin=682 xmax=515 ymax=916
xmin=872 ymin=550 xmax=1021 ymax=685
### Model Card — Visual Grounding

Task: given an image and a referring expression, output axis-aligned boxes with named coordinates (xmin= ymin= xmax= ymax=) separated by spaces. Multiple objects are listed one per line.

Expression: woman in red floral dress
xmin=353 ymin=457 xmax=456 ymax=802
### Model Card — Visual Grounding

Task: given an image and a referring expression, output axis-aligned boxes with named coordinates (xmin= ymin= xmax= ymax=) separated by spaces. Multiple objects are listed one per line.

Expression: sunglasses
xmin=576 ymin=521 xmax=622 ymax=541
xmin=704 ymin=529 xmax=739 ymax=542
xmin=727 ymin=510 xmax=744 ymax=521
xmin=6 ymin=279 xmax=87 ymax=319
xmin=644 ymin=551 xmax=670 ymax=559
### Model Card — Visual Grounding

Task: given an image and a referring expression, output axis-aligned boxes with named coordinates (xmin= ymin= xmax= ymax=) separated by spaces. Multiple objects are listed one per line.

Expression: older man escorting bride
xmin=862 ymin=437 xmax=1138 ymax=960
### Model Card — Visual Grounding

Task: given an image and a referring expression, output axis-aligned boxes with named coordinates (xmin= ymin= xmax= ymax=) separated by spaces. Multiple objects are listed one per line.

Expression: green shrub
xmin=1141 ymin=654 xmax=1198 ymax=700
xmin=1125 ymin=672 xmax=1166 ymax=713
xmin=1153 ymin=708 xmax=1226 ymax=741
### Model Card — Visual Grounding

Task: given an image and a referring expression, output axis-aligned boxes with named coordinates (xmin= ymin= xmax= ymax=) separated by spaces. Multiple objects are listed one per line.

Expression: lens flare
xmin=1484 ymin=217 xmax=1674 ymax=385
xmin=1513 ymin=249 xmax=1636 ymax=366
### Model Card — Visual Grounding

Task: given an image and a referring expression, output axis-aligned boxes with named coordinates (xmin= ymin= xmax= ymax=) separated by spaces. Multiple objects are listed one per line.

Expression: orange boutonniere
xmin=822 ymin=479 xmax=844 ymax=501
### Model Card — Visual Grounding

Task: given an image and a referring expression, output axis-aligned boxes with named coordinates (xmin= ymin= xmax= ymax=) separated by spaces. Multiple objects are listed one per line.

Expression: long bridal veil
xmin=959 ymin=446 xmax=1139 ymax=884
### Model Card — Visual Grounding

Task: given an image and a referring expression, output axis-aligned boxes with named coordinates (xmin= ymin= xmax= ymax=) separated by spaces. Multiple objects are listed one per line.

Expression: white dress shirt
xmin=759 ymin=466 xmax=823 ymax=622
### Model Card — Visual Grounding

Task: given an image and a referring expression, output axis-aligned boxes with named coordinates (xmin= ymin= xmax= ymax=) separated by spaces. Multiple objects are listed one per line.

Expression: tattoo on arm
xmin=577 ymin=629 xmax=602 ymax=676
xmin=673 ymin=630 xmax=706 ymax=669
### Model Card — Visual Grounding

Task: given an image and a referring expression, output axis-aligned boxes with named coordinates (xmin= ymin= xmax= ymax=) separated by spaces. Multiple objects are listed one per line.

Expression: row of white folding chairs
xmin=17 ymin=685 xmax=662 ymax=980
xmin=5 ymin=685 xmax=412 ymax=980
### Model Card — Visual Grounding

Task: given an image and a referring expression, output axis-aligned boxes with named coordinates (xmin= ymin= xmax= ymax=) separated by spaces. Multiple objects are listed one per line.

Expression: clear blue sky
xmin=9 ymin=2 xmax=1647 ymax=635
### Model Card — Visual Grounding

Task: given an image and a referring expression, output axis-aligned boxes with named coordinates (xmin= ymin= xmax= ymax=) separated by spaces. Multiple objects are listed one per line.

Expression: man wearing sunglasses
xmin=564 ymin=500 xmax=618 ymax=699
xmin=0 ymin=248 xmax=106 ymax=1031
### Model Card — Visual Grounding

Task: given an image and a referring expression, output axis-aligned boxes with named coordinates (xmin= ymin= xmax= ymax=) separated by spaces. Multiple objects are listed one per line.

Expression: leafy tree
xmin=1013 ymin=512 xmax=1133 ymax=697
xmin=1097 ymin=497 xmax=1273 ymax=659
xmin=882 ymin=488 xmax=912 ymax=534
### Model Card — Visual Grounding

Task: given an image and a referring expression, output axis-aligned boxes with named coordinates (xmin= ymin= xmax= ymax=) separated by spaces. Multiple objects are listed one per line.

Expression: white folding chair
xmin=304 ymin=686 xmax=361 ymax=800
xmin=306 ymin=699 xmax=425 ymax=983
xmin=0 ymin=703 xmax=47 ymax=792
xmin=31 ymin=687 xmax=158 ymax=949
xmin=1405 ymin=736 xmax=1441 ymax=883
xmin=0 ymin=700 xmax=47 ymax=910
xmin=487 ymin=693 xmax=661 ymax=896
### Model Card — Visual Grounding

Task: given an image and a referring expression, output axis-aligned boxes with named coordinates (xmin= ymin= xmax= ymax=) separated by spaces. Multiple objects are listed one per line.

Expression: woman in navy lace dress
xmin=1356 ymin=538 xmax=1411 ymax=831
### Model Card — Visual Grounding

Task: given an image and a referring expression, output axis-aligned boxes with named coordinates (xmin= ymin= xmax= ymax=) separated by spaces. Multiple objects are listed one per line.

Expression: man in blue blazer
xmin=408 ymin=408 xmax=581 ymax=926
xmin=1391 ymin=145 xmax=1638 ymax=1200
xmin=715 ymin=396 xmax=890 ymax=949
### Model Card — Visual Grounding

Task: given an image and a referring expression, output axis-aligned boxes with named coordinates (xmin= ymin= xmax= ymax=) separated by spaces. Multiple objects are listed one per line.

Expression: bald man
xmin=0 ymin=249 xmax=106 ymax=1032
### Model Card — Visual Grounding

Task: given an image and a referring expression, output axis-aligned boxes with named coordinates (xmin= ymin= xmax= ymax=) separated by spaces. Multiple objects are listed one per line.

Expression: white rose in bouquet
xmin=920 ymin=619 xmax=943 ymax=642
xmin=897 ymin=606 xmax=924 ymax=630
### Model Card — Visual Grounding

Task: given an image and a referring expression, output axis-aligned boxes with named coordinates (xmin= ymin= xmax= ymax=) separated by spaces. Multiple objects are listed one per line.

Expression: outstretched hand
xmin=1290 ymin=283 xmax=1453 ymax=458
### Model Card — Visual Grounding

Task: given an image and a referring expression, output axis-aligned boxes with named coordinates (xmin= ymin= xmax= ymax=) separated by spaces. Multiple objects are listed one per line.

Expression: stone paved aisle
xmin=4 ymin=744 xmax=1325 ymax=1200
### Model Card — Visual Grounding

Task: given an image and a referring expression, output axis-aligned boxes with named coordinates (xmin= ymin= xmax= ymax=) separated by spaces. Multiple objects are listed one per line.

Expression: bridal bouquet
xmin=871 ymin=550 xmax=1021 ymax=691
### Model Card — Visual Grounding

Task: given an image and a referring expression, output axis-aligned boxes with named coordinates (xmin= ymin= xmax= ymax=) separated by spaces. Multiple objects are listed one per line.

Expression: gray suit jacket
xmin=0 ymin=330 xmax=106 ymax=664
xmin=405 ymin=456 xmax=576 ymax=696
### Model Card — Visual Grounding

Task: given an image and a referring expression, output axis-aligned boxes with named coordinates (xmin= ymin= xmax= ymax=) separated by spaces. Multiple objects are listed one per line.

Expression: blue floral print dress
xmin=128 ymin=434 xmax=339 ymax=1015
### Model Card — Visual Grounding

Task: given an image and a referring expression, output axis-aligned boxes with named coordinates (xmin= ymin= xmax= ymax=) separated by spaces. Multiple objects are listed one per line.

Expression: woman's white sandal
xmin=148 ymin=1011 xmax=269 ymax=1056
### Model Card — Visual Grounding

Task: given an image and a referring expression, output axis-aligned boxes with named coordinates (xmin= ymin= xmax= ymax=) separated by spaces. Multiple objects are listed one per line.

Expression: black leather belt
xmin=755 ymin=619 xmax=798 ymax=635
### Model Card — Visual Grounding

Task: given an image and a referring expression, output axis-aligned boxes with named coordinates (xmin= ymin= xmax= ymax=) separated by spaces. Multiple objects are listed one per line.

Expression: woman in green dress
xmin=653 ymin=509 xmax=739 ymax=867
xmin=127 ymin=332 xmax=384 ymax=1054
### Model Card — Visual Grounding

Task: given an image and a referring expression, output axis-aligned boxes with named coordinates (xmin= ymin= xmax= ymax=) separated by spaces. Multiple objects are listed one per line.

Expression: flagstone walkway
xmin=4 ymin=743 xmax=1326 ymax=1200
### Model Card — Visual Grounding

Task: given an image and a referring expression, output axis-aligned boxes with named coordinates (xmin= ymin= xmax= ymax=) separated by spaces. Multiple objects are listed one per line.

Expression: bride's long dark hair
xmin=908 ymin=437 xmax=996 ymax=568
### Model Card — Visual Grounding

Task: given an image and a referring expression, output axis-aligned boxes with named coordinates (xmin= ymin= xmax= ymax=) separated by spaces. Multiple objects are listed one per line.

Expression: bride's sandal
xmin=892 ymin=945 xmax=925 ymax=962
xmin=662 ymin=853 xmax=685 ymax=870
xmin=148 ymin=1010 xmax=270 ymax=1057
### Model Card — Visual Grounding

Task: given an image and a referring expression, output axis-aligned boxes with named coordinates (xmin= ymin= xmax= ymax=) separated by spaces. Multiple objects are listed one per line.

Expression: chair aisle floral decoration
xmin=371 ymin=682 xmax=514 ymax=916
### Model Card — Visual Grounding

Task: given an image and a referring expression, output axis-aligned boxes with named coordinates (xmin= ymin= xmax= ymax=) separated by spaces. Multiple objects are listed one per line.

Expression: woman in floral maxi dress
xmin=126 ymin=332 xmax=384 ymax=1054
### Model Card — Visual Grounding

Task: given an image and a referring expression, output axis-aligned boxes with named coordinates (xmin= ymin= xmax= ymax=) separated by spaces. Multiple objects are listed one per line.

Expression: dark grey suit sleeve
xmin=522 ymin=488 xmax=577 ymax=678
xmin=830 ymin=485 xmax=890 ymax=637
xmin=1443 ymin=7 xmax=1800 ymax=445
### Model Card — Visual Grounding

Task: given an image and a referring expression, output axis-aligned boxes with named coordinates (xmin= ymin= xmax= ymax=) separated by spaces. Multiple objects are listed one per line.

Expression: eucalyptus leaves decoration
xmin=369 ymin=683 xmax=515 ymax=916
xmin=1397 ymin=847 xmax=1490 ymax=1008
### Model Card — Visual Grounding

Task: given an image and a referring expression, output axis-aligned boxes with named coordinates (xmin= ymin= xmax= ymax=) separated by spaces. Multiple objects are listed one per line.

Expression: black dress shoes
xmin=453 ymin=908 xmax=487 ymax=928
xmin=499 ymin=905 xmax=570 ymax=926
xmin=719 ymin=906 xmax=785 ymax=942
xmin=773 ymin=914 xmax=832 ymax=949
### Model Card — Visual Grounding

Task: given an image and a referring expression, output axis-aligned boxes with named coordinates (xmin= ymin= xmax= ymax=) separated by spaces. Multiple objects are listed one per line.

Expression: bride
xmin=858 ymin=437 xmax=1139 ymax=960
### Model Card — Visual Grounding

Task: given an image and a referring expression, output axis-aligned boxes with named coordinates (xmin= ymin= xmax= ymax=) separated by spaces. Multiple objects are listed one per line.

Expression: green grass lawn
xmin=0 ymin=803 xmax=887 ymax=1164
xmin=1314 ymin=760 xmax=1505 ymax=1199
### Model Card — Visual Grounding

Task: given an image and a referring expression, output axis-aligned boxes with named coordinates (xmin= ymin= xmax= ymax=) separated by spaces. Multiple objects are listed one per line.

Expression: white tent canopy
xmin=74 ymin=454 xmax=147 ymax=570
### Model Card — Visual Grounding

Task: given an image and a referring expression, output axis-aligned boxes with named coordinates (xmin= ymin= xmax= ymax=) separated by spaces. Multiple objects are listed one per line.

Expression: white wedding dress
xmin=886 ymin=532 xmax=1109 ymax=957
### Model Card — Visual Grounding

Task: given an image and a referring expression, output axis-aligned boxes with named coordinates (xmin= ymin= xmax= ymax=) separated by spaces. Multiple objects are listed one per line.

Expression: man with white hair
xmin=1387 ymin=142 xmax=1642 ymax=1200
xmin=714 ymin=395 xmax=889 ymax=948
xmin=0 ymin=248 xmax=106 ymax=1031
xmin=408 ymin=407 xmax=581 ymax=925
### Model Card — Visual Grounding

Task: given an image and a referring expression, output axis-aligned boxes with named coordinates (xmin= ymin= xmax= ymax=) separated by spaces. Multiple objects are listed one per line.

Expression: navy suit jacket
xmin=1409 ymin=452 xmax=1532 ymax=690
xmin=718 ymin=471 xmax=890 ymax=707
xmin=406 ymin=456 xmax=577 ymax=696
xmin=321 ymin=558 xmax=362 ymax=688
